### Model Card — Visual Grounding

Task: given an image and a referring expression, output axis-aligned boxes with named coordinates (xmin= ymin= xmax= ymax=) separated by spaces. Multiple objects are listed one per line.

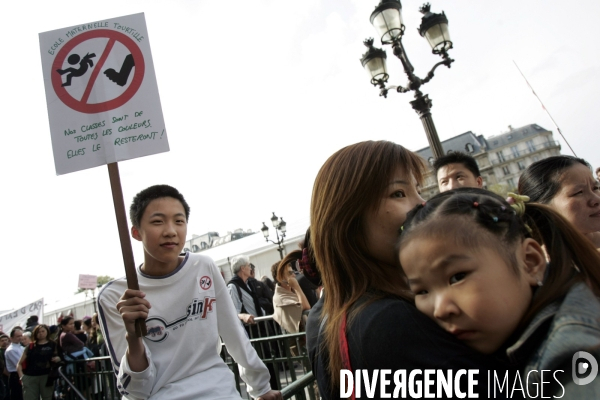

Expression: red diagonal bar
xmin=81 ymin=38 xmax=116 ymax=104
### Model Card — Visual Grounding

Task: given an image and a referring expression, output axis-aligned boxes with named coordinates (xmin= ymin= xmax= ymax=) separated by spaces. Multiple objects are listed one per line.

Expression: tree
xmin=75 ymin=275 xmax=114 ymax=294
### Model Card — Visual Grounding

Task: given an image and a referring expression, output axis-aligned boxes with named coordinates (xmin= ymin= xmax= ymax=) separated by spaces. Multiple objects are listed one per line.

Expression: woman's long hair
xmin=400 ymin=188 xmax=600 ymax=332
xmin=32 ymin=324 xmax=51 ymax=344
xmin=278 ymin=228 xmax=319 ymax=286
xmin=518 ymin=155 xmax=590 ymax=203
xmin=310 ymin=140 xmax=425 ymax=388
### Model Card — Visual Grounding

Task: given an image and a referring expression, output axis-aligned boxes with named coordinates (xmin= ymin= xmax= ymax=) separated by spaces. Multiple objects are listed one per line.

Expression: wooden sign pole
xmin=107 ymin=162 xmax=147 ymax=337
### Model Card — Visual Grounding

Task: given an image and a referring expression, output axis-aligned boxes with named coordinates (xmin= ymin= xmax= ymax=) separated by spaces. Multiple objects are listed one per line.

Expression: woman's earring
xmin=536 ymin=280 xmax=543 ymax=287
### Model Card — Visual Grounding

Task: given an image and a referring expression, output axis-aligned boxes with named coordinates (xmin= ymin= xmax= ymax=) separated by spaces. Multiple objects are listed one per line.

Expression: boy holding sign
xmin=98 ymin=185 xmax=281 ymax=400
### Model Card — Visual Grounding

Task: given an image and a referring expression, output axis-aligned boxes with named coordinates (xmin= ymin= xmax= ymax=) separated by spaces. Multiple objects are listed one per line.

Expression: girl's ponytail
xmin=522 ymin=203 xmax=600 ymax=324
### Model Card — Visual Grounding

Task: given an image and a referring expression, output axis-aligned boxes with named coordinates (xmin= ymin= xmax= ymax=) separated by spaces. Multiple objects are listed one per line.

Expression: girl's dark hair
xmin=400 ymin=187 xmax=600 ymax=329
xmin=518 ymin=155 xmax=590 ymax=203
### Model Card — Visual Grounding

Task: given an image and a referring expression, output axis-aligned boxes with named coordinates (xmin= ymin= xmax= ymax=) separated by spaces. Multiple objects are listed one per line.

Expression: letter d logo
xmin=572 ymin=351 xmax=598 ymax=385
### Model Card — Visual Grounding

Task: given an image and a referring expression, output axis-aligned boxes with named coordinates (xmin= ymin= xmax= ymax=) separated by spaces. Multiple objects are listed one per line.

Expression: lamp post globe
xmin=370 ymin=0 xmax=404 ymax=44
xmin=360 ymin=1 xmax=453 ymax=160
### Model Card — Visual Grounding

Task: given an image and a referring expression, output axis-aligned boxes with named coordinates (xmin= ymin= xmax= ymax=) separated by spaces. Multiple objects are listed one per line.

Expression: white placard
xmin=39 ymin=13 xmax=169 ymax=175
xmin=78 ymin=274 xmax=98 ymax=290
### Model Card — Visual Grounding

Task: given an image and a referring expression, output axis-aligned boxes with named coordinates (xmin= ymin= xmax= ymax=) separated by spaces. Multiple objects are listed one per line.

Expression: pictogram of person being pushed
xmin=56 ymin=53 xmax=96 ymax=87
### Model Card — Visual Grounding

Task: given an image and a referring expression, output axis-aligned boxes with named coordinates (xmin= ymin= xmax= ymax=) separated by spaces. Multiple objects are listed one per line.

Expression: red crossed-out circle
xmin=52 ymin=29 xmax=145 ymax=114
xmin=200 ymin=276 xmax=212 ymax=290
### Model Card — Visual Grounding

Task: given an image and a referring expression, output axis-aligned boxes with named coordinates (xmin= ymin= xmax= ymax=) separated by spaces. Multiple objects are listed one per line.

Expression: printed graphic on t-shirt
xmin=145 ymin=296 xmax=216 ymax=342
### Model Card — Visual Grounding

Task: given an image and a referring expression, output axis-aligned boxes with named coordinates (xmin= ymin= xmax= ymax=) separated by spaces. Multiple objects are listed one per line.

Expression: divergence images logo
xmin=572 ymin=351 xmax=598 ymax=386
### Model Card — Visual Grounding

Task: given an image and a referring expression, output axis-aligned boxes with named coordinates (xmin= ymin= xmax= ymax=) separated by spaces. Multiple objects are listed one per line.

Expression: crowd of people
xmin=92 ymin=147 xmax=599 ymax=400
xmin=0 ymin=314 xmax=105 ymax=400
xmin=4 ymin=143 xmax=598 ymax=400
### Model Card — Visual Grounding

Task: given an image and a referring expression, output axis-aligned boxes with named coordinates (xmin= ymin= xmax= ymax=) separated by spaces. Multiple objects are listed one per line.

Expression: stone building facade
xmin=417 ymin=124 xmax=562 ymax=199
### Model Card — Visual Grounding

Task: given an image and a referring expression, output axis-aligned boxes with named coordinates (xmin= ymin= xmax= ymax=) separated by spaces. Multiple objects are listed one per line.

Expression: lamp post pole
xmin=360 ymin=1 xmax=454 ymax=160
xmin=261 ymin=212 xmax=287 ymax=260
xmin=411 ymin=92 xmax=444 ymax=159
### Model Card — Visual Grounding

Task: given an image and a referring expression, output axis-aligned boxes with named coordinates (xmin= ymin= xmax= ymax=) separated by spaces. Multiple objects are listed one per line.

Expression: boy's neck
xmin=141 ymin=255 xmax=185 ymax=276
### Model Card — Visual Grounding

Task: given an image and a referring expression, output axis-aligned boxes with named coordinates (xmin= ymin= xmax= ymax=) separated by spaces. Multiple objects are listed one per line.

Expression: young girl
xmin=399 ymin=187 xmax=600 ymax=398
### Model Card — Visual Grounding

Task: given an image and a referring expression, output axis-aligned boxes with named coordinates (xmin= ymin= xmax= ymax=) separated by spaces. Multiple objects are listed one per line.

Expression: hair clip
xmin=473 ymin=201 xmax=479 ymax=208
xmin=492 ymin=216 xmax=498 ymax=222
xmin=507 ymin=192 xmax=530 ymax=216
xmin=421 ymin=202 xmax=426 ymax=207
xmin=500 ymin=206 xmax=506 ymax=211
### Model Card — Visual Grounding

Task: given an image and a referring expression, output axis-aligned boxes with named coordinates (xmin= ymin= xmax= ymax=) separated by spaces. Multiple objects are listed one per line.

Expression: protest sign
xmin=0 ymin=299 xmax=44 ymax=333
xmin=78 ymin=274 xmax=98 ymax=290
xmin=39 ymin=14 xmax=165 ymax=336
xmin=39 ymin=13 xmax=168 ymax=176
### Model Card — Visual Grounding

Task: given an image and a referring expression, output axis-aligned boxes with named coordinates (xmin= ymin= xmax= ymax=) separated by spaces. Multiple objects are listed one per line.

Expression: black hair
xmin=518 ymin=155 xmax=590 ymax=203
xmin=129 ymin=185 xmax=190 ymax=227
xmin=10 ymin=327 xmax=22 ymax=338
xmin=400 ymin=187 xmax=600 ymax=330
xmin=433 ymin=152 xmax=481 ymax=178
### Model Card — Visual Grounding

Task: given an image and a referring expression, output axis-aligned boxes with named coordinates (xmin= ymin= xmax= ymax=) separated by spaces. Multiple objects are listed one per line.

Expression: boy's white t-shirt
xmin=98 ymin=253 xmax=271 ymax=400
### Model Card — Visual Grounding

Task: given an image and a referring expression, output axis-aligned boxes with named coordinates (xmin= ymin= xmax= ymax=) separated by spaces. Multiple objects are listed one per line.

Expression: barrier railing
xmin=56 ymin=356 xmax=120 ymax=400
xmin=221 ymin=314 xmax=316 ymax=399
xmin=55 ymin=315 xmax=315 ymax=400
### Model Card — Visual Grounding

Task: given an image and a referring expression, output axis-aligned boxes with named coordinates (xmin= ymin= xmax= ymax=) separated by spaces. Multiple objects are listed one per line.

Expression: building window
xmin=503 ymin=166 xmax=511 ymax=176
xmin=526 ymin=140 xmax=535 ymax=153
xmin=533 ymin=155 xmax=539 ymax=162
xmin=510 ymin=146 xmax=519 ymax=158
xmin=507 ymin=178 xmax=516 ymax=188
xmin=517 ymin=161 xmax=526 ymax=170
xmin=507 ymin=135 xmax=513 ymax=140
xmin=497 ymin=152 xmax=505 ymax=163
xmin=465 ymin=143 xmax=474 ymax=153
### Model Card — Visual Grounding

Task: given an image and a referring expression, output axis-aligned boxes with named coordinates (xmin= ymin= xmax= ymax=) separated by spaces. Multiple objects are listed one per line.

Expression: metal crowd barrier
xmin=220 ymin=315 xmax=317 ymax=400
xmin=57 ymin=356 xmax=120 ymax=400
xmin=55 ymin=315 xmax=316 ymax=400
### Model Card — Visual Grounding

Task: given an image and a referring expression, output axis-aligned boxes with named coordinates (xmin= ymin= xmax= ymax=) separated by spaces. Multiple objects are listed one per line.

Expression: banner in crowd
xmin=0 ymin=298 xmax=44 ymax=333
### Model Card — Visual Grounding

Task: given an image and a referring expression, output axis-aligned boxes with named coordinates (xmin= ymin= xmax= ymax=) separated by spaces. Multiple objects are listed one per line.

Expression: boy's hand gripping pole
xmin=107 ymin=162 xmax=147 ymax=337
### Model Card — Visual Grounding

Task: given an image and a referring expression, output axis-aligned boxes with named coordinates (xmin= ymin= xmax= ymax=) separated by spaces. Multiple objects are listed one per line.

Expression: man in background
xmin=434 ymin=152 xmax=483 ymax=193
xmin=4 ymin=328 xmax=23 ymax=400
xmin=0 ymin=333 xmax=9 ymax=400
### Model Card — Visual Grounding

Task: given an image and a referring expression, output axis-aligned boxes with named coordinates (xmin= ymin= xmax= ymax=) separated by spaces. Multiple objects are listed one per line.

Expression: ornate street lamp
xmin=261 ymin=212 xmax=287 ymax=259
xmin=361 ymin=1 xmax=454 ymax=160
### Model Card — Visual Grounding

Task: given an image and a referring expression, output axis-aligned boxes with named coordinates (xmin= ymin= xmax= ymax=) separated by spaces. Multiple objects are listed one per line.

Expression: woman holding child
xmin=306 ymin=141 xmax=512 ymax=399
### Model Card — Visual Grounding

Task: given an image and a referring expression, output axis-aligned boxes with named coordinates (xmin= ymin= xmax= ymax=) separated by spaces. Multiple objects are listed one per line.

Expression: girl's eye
xmin=416 ymin=290 xmax=428 ymax=295
xmin=572 ymin=190 xmax=583 ymax=196
xmin=449 ymin=272 xmax=467 ymax=284
xmin=392 ymin=190 xmax=406 ymax=198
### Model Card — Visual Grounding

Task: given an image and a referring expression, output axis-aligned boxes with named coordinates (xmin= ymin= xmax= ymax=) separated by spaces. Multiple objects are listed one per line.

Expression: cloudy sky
xmin=1 ymin=0 xmax=599 ymax=310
